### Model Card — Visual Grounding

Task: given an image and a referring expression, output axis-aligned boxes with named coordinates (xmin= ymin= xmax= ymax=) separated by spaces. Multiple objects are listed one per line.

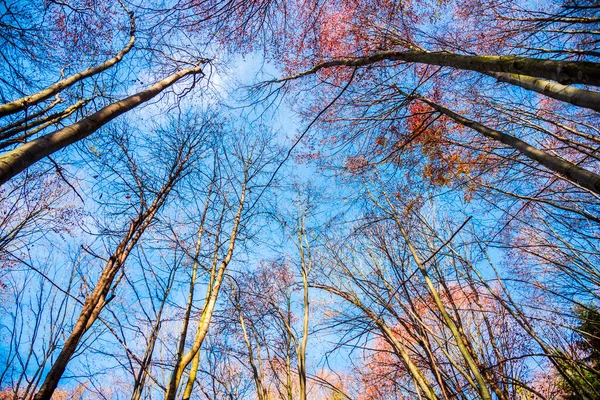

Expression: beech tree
xmin=0 ymin=0 xmax=277 ymax=185
xmin=265 ymin=0 xmax=600 ymax=201
xmin=156 ymin=120 xmax=278 ymax=400
xmin=216 ymin=187 xmax=326 ymax=400
xmin=1 ymin=0 xmax=599 ymax=399
xmin=25 ymin=111 xmax=210 ymax=400
xmin=312 ymin=188 xmax=562 ymax=399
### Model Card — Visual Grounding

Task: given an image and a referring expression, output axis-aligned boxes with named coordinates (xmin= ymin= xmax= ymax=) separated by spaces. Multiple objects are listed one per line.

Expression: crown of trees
xmin=0 ymin=0 xmax=599 ymax=399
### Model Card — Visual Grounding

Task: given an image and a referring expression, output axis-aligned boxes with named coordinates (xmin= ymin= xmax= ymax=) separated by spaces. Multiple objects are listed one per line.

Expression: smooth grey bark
xmin=488 ymin=72 xmax=600 ymax=112
xmin=0 ymin=66 xmax=203 ymax=185
xmin=417 ymin=95 xmax=600 ymax=195
xmin=0 ymin=7 xmax=135 ymax=118
xmin=284 ymin=50 xmax=600 ymax=87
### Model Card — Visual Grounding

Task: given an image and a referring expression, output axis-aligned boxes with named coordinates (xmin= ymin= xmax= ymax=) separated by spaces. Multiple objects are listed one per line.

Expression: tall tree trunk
xmin=384 ymin=208 xmax=493 ymax=400
xmin=0 ymin=66 xmax=203 ymax=185
xmin=487 ymin=72 xmax=600 ymax=113
xmin=166 ymin=183 xmax=213 ymax=400
xmin=237 ymin=310 xmax=267 ymax=400
xmin=316 ymin=284 xmax=440 ymax=400
xmin=297 ymin=214 xmax=310 ymax=400
xmin=415 ymin=95 xmax=600 ymax=195
xmin=164 ymin=179 xmax=247 ymax=400
xmin=0 ymin=4 xmax=136 ymax=118
xmin=33 ymin=156 xmax=189 ymax=400
xmin=286 ymin=50 xmax=600 ymax=87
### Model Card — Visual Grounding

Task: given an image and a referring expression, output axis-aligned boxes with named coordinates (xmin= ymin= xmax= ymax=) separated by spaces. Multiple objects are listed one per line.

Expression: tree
xmin=1 ymin=1 xmax=599 ymax=399
xmin=31 ymin=111 xmax=210 ymax=400
xmin=264 ymin=0 xmax=600 ymax=203
xmin=0 ymin=0 xmax=277 ymax=185
xmin=161 ymin=121 xmax=278 ymax=400
xmin=558 ymin=305 xmax=600 ymax=399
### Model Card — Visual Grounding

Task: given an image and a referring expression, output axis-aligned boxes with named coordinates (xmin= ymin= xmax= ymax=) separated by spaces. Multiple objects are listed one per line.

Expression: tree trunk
xmin=164 ymin=180 xmax=247 ymax=400
xmin=416 ymin=95 xmax=600 ymax=195
xmin=0 ymin=8 xmax=135 ymax=118
xmin=488 ymin=72 xmax=600 ymax=113
xmin=287 ymin=50 xmax=600 ymax=87
xmin=33 ymin=159 xmax=187 ymax=400
xmin=0 ymin=66 xmax=203 ymax=185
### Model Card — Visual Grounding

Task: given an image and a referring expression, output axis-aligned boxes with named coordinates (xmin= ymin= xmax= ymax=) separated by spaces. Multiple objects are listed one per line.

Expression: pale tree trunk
xmin=487 ymin=72 xmax=600 ymax=113
xmin=375 ymin=269 xmax=455 ymax=400
xmin=0 ymin=98 xmax=90 ymax=147
xmin=165 ymin=183 xmax=214 ymax=400
xmin=236 ymin=298 xmax=268 ymax=400
xmin=465 ymin=277 xmax=511 ymax=400
xmin=0 ymin=3 xmax=136 ymax=118
xmin=0 ymin=66 xmax=204 ymax=185
xmin=316 ymin=284 xmax=440 ymax=400
xmin=181 ymin=349 xmax=201 ymax=400
xmin=285 ymin=50 xmax=600 ymax=87
xmin=374 ymin=197 xmax=492 ymax=400
xmin=376 ymin=201 xmax=511 ymax=400
xmin=298 ymin=268 xmax=309 ymax=400
xmin=164 ymin=178 xmax=247 ymax=400
xmin=176 ymin=203 xmax=227 ymax=400
xmin=285 ymin=323 xmax=294 ymax=400
xmin=296 ymin=211 xmax=311 ymax=400
xmin=0 ymin=95 xmax=63 ymax=134
xmin=33 ymin=153 xmax=191 ymax=400
xmin=451 ymin=244 xmax=597 ymax=400
xmin=413 ymin=95 xmax=600 ymax=195
xmin=131 ymin=183 xmax=213 ymax=400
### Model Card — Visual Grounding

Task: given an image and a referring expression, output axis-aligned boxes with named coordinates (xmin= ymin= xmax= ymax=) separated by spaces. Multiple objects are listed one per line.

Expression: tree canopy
xmin=0 ymin=0 xmax=599 ymax=399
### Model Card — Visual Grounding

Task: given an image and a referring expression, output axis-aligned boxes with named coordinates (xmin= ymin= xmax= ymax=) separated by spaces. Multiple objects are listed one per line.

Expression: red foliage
xmin=47 ymin=0 xmax=121 ymax=62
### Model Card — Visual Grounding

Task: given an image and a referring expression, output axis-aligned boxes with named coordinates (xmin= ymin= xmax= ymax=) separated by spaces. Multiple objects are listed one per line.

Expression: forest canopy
xmin=0 ymin=0 xmax=599 ymax=399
